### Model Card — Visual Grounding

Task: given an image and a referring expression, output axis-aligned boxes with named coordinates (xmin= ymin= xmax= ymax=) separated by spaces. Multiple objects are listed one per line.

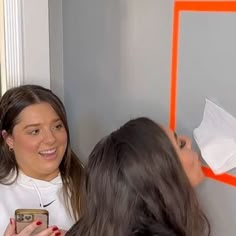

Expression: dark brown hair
xmin=67 ymin=117 xmax=210 ymax=236
xmin=0 ymin=84 xmax=83 ymax=220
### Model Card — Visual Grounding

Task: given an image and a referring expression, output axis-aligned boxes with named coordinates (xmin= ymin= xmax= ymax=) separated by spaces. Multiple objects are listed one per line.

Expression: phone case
xmin=15 ymin=209 xmax=49 ymax=235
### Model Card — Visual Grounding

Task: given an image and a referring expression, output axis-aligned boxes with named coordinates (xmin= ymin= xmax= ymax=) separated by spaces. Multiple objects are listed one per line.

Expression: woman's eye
xmin=54 ymin=123 xmax=63 ymax=130
xmin=179 ymin=139 xmax=186 ymax=149
xmin=29 ymin=129 xmax=40 ymax=135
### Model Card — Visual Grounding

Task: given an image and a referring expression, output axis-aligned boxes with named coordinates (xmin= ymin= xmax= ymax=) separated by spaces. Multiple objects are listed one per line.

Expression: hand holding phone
xmin=15 ymin=209 xmax=48 ymax=235
xmin=4 ymin=219 xmax=63 ymax=236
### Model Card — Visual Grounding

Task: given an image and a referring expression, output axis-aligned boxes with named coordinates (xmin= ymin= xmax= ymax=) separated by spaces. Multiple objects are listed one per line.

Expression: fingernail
xmin=10 ymin=218 xmax=13 ymax=225
xmin=52 ymin=226 xmax=58 ymax=231
xmin=55 ymin=233 xmax=61 ymax=236
xmin=36 ymin=221 xmax=42 ymax=225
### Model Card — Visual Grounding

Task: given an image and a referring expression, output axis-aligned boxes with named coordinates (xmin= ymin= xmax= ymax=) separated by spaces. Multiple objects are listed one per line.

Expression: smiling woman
xmin=4 ymin=102 xmax=68 ymax=181
xmin=0 ymin=85 xmax=84 ymax=236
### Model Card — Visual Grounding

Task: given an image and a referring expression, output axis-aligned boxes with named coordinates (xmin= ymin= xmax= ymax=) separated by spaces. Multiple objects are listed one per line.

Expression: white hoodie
xmin=0 ymin=171 xmax=75 ymax=235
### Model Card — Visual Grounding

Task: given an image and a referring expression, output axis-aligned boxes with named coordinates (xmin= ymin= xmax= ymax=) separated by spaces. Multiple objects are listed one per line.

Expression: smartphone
xmin=15 ymin=209 xmax=49 ymax=235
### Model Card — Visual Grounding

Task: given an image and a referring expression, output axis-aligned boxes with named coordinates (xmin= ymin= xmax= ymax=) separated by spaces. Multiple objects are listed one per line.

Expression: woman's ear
xmin=2 ymin=130 xmax=14 ymax=149
xmin=1 ymin=130 xmax=8 ymax=139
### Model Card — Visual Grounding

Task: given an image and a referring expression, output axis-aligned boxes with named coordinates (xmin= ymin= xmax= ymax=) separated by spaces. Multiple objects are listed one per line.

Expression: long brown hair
xmin=67 ymin=117 xmax=210 ymax=236
xmin=0 ymin=84 xmax=84 ymax=220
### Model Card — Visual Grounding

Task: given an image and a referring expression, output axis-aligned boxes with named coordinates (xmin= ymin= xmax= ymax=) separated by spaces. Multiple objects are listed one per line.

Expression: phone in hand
xmin=15 ymin=209 xmax=49 ymax=235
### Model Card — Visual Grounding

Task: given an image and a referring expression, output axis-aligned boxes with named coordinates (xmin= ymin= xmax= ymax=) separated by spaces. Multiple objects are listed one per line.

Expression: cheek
xmin=14 ymin=137 xmax=40 ymax=154
xmin=13 ymin=138 xmax=40 ymax=166
xmin=178 ymin=151 xmax=197 ymax=175
xmin=58 ymin=132 xmax=68 ymax=146
xmin=179 ymin=151 xmax=193 ymax=169
xmin=13 ymin=135 xmax=40 ymax=152
xmin=181 ymin=159 xmax=193 ymax=175
xmin=180 ymin=151 xmax=204 ymax=186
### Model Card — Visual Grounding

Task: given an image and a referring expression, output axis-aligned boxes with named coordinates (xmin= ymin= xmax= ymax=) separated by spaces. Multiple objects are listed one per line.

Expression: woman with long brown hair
xmin=0 ymin=85 xmax=84 ymax=236
xmin=67 ymin=117 xmax=210 ymax=236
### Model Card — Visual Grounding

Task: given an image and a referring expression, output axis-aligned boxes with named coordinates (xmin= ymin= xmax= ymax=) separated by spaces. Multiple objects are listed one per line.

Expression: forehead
xmin=16 ymin=102 xmax=59 ymax=124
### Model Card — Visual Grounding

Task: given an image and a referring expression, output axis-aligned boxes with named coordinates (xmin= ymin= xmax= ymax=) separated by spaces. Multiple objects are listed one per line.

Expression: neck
xmin=19 ymin=169 xmax=60 ymax=181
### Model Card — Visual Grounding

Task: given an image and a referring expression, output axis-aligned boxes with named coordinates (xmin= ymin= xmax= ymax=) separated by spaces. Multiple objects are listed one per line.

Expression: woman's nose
xmin=44 ymin=130 xmax=56 ymax=144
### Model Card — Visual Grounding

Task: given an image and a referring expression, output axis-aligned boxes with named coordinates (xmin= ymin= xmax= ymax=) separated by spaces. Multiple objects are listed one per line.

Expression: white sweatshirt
xmin=0 ymin=171 xmax=75 ymax=235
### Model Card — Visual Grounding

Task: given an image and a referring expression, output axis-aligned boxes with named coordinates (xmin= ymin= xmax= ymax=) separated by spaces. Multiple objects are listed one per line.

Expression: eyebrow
xmin=23 ymin=124 xmax=40 ymax=130
xmin=23 ymin=118 xmax=61 ymax=130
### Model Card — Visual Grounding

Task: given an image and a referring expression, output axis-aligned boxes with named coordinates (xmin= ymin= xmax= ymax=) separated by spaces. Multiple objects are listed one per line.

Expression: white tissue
xmin=193 ymin=99 xmax=236 ymax=174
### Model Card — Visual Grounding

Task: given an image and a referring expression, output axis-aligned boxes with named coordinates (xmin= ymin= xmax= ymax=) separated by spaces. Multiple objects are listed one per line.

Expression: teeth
xmin=39 ymin=149 xmax=56 ymax=155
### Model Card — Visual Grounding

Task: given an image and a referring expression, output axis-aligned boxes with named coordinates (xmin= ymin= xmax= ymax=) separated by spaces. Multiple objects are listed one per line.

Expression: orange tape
xmin=202 ymin=166 xmax=236 ymax=187
xmin=175 ymin=1 xmax=236 ymax=12
xmin=170 ymin=1 xmax=236 ymax=186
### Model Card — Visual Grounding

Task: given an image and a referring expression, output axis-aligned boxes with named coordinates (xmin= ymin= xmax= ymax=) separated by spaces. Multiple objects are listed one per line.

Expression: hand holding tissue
xmin=193 ymin=99 xmax=236 ymax=175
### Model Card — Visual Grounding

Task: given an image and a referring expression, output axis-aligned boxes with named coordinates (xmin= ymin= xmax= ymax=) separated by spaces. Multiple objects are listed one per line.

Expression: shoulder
xmin=0 ymin=182 xmax=14 ymax=191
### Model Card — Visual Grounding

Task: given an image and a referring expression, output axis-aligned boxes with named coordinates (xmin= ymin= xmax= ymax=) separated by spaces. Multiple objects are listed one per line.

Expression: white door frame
xmin=1 ymin=0 xmax=50 ymax=94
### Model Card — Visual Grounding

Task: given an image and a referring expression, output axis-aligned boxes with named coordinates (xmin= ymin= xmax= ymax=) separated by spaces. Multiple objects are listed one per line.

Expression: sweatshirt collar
xmin=16 ymin=170 xmax=62 ymax=188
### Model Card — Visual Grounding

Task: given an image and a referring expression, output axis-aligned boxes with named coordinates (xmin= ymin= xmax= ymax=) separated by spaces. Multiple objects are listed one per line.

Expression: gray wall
xmin=49 ymin=0 xmax=64 ymax=101
xmin=50 ymin=0 xmax=236 ymax=235
xmin=62 ymin=0 xmax=173 ymax=159
xmin=177 ymin=11 xmax=236 ymax=235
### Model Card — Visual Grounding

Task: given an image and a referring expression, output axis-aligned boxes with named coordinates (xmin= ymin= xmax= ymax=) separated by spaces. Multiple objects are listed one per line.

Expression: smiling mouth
xmin=39 ymin=148 xmax=57 ymax=159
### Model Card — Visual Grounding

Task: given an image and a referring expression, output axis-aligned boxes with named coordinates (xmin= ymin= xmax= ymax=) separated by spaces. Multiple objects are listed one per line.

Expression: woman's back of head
xmin=67 ymin=117 xmax=210 ymax=236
